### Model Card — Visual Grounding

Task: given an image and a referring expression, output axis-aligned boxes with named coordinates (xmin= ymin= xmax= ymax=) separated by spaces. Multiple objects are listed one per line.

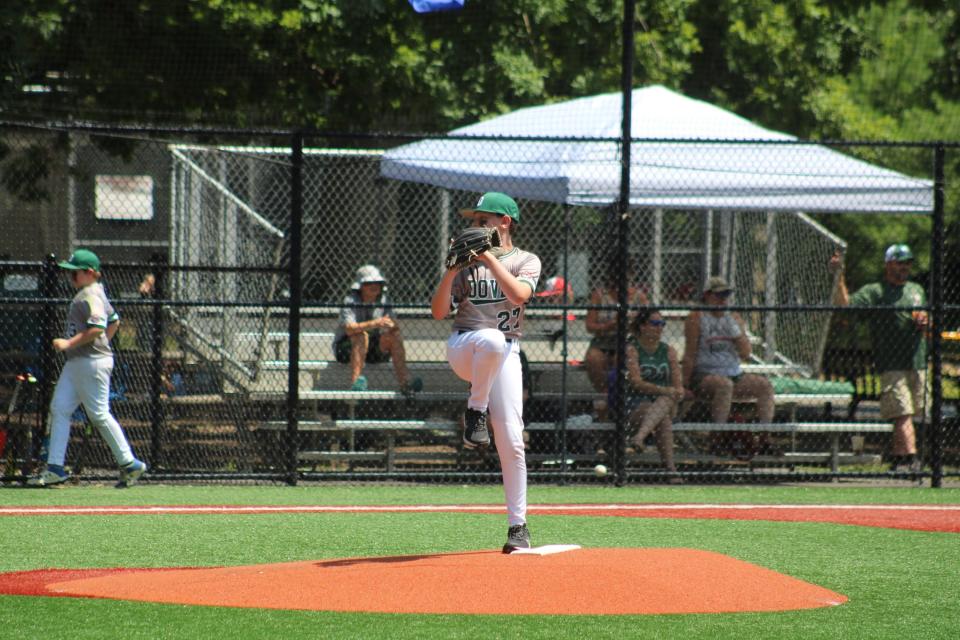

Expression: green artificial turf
xmin=1 ymin=484 xmax=958 ymax=639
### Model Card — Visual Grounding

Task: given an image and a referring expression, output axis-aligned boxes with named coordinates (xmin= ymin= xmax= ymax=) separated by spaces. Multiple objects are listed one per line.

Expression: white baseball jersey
xmin=64 ymin=282 xmax=119 ymax=360
xmin=450 ymin=248 xmax=541 ymax=339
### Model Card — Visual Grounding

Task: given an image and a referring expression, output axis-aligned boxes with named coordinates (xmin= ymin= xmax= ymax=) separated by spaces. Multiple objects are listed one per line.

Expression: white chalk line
xmin=2 ymin=503 xmax=959 ymax=516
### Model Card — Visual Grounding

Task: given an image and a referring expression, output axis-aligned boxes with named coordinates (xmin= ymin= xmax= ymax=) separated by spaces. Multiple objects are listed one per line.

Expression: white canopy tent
xmin=379 ymin=87 xmax=933 ymax=373
xmin=380 ymin=85 xmax=932 ymax=213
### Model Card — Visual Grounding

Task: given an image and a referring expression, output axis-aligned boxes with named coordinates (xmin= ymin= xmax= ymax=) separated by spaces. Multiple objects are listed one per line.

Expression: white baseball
xmin=593 ymin=464 xmax=608 ymax=477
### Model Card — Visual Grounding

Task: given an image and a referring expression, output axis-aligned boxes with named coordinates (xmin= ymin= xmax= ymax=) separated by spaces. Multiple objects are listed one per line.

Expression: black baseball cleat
xmin=462 ymin=408 xmax=490 ymax=449
xmin=502 ymin=523 xmax=532 ymax=554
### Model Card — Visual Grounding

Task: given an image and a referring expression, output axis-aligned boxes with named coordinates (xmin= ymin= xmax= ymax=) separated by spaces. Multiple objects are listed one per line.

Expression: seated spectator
xmin=584 ymin=266 xmax=648 ymax=418
xmin=333 ymin=265 xmax=421 ymax=394
xmin=160 ymin=357 xmax=186 ymax=397
xmin=682 ymin=276 xmax=774 ymax=433
xmin=624 ymin=308 xmax=686 ymax=481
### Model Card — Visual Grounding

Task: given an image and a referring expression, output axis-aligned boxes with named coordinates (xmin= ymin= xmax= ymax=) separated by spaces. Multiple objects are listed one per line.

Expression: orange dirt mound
xmin=1 ymin=548 xmax=847 ymax=615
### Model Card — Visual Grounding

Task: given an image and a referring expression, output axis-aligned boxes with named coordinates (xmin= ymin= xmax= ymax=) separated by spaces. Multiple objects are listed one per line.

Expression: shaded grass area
xmin=0 ymin=485 xmax=958 ymax=639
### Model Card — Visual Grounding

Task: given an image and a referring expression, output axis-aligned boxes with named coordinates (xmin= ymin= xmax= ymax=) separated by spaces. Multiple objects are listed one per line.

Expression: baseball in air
xmin=593 ymin=464 xmax=608 ymax=477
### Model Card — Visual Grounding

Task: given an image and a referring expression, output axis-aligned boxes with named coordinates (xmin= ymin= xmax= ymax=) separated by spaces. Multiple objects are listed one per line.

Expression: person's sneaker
xmin=400 ymin=377 xmax=424 ymax=398
xmin=116 ymin=459 xmax=147 ymax=488
xmin=462 ymin=408 xmax=489 ymax=449
xmin=26 ymin=467 xmax=70 ymax=487
xmin=502 ymin=523 xmax=532 ymax=553
xmin=350 ymin=375 xmax=368 ymax=392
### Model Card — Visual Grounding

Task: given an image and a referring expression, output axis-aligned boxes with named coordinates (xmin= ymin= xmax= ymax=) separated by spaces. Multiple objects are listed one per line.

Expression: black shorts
xmin=334 ymin=332 xmax=391 ymax=365
xmin=690 ymin=371 xmax=743 ymax=391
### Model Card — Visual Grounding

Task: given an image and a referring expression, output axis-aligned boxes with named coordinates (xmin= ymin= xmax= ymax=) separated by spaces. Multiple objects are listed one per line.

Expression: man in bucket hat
xmin=831 ymin=244 xmax=928 ymax=472
xmin=333 ymin=264 xmax=421 ymax=394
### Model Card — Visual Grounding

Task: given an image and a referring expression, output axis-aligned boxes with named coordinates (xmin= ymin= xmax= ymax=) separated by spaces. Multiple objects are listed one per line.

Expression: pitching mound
xmin=0 ymin=547 xmax=846 ymax=615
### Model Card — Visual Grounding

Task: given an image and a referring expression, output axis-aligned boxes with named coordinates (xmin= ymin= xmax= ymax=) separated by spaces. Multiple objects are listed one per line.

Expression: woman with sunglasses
xmin=624 ymin=308 xmax=685 ymax=481
xmin=681 ymin=276 xmax=775 ymax=444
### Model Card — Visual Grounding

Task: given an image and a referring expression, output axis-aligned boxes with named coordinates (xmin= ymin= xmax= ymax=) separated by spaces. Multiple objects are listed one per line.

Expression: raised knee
xmin=350 ymin=332 xmax=369 ymax=346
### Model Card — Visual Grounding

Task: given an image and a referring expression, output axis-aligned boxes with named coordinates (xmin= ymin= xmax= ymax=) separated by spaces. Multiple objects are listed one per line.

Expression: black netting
xmin=0 ymin=125 xmax=955 ymax=486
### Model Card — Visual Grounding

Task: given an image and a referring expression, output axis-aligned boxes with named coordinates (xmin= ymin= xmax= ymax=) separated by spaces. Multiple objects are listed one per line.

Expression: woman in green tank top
xmin=625 ymin=309 xmax=688 ymax=482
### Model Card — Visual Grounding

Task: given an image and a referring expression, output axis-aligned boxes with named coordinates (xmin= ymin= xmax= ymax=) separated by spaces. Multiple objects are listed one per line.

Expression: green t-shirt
xmin=627 ymin=337 xmax=671 ymax=402
xmin=849 ymin=280 xmax=927 ymax=372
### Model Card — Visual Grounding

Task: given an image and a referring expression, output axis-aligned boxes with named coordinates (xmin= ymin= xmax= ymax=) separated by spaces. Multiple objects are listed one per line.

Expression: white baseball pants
xmin=447 ymin=329 xmax=527 ymax=526
xmin=47 ymin=357 xmax=135 ymax=468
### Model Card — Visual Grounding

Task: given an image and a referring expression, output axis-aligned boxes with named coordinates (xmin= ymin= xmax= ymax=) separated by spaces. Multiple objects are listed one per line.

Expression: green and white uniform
xmin=446 ymin=247 xmax=540 ymax=526
xmin=47 ymin=282 xmax=136 ymax=468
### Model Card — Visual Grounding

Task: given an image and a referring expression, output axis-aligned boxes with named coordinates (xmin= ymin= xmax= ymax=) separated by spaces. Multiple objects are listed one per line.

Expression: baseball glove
xmin=444 ymin=227 xmax=502 ymax=271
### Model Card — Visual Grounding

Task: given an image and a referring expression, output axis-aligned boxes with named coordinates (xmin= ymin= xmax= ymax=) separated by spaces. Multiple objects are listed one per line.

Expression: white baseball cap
xmin=351 ymin=264 xmax=386 ymax=290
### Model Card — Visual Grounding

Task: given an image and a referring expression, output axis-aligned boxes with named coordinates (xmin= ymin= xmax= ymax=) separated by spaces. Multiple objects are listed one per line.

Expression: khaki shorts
xmin=879 ymin=370 xmax=927 ymax=420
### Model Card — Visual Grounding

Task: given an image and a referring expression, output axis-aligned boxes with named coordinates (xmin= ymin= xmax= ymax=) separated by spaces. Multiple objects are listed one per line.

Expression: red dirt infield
xmin=4 ymin=502 xmax=955 ymax=614
xmin=0 ymin=548 xmax=847 ymax=615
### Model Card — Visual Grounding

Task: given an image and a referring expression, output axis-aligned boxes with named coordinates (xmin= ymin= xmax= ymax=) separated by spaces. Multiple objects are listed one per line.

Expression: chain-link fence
xmin=0 ymin=123 xmax=956 ymax=485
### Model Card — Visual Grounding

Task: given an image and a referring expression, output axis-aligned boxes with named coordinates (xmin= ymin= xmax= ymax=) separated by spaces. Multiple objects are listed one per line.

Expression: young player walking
xmin=431 ymin=193 xmax=541 ymax=552
xmin=27 ymin=249 xmax=147 ymax=487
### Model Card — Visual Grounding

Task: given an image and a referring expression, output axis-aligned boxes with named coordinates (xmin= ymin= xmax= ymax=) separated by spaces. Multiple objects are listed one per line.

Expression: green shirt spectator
xmin=848 ymin=280 xmax=927 ymax=372
xmin=830 ymin=242 xmax=929 ymax=470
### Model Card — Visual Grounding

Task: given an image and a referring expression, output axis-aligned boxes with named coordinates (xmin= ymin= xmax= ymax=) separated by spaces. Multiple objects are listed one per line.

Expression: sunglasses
xmin=710 ymin=290 xmax=733 ymax=298
xmin=647 ymin=319 xmax=666 ymax=327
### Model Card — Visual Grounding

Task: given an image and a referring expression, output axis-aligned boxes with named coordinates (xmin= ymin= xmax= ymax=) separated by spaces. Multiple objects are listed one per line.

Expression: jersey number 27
xmin=496 ymin=307 xmax=521 ymax=332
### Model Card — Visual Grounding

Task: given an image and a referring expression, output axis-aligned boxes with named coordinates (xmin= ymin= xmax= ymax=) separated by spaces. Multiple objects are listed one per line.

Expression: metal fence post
xmin=929 ymin=145 xmax=945 ymax=488
xmin=613 ymin=0 xmax=635 ymax=486
xmin=149 ymin=254 xmax=167 ymax=469
xmin=286 ymin=132 xmax=304 ymax=485
xmin=35 ymin=254 xmax=59 ymax=461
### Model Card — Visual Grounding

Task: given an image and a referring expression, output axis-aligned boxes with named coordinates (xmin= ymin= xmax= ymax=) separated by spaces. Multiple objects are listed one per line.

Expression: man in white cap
xmin=333 ymin=265 xmax=420 ymax=394
xmin=831 ymin=244 xmax=928 ymax=472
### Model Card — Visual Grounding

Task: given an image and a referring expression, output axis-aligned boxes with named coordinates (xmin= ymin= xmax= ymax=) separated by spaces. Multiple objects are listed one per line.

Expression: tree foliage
xmin=1 ymin=0 xmax=957 ymax=286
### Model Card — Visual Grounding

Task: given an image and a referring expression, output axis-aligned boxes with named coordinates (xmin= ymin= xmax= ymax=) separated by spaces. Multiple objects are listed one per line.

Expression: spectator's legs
xmin=880 ymin=370 xmax=923 ymax=458
xmin=734 ymin=374 xmax=775 ymax=423
xmin=584 ymin=346 xmax=612 ymax=419
xmin=697 ymin=374 xmax=734 ymax=423
xmin=584 ymin=346 xmax=609 ymax=391
xmin=655 ymin=417 xmax=676 ymax=474
xmin=891 ymin=415 xmax=917 ymax=456
xmin=629 ymin=396 xmax=674 ymax=447
xmin=348 ymin=331 xmax=369 ymax=384
xmin=379 ymin=326 xmax=411 ymax=387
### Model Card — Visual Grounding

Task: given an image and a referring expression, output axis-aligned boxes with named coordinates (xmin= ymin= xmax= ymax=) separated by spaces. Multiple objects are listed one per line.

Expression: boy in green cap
xmin=431 ymin=192 xmax=541 ymax=552
xmin=27 ymin=249 xmax=147 ymax=487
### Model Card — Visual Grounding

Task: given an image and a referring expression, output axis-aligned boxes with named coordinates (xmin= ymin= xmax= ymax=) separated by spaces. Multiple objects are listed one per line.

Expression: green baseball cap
xmin=57 ymin=249 xmax=101 ymax=272
xmin=460 ymin=192 xmax=521 ymax=223
xmin=884 ymin=244 xmax=913 ymax=263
